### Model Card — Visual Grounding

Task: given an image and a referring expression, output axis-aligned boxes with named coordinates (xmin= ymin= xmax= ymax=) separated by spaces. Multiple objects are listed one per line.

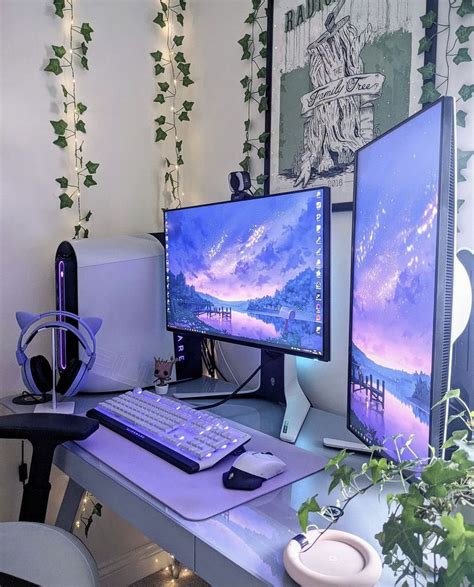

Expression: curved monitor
xmin=164 ymin=187 xmax=330 ymax=360
xmin=347 ymin=97 xmax=455 ymax=462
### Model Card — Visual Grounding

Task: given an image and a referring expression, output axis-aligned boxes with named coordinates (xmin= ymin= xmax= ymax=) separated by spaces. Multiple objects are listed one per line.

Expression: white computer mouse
xmin=223 ymin=451 xmax=287 ymax=490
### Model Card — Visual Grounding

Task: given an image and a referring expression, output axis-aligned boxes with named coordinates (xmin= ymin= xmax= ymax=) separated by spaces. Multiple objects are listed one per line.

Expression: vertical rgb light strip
xmin=57 ymin=259 xmax=67 ymax=370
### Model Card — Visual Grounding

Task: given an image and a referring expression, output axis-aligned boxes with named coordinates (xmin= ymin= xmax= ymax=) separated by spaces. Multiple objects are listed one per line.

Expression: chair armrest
xmin=0 ymin=413 xmax=99 ymax=443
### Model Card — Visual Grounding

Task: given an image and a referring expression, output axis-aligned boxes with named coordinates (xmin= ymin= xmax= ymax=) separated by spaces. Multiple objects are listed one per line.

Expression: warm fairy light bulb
xmin=75 ymin=167 xmax=78 ymax=171
xmin=70 ymin=49 xmax=73 ymax=54
xmin=75 ymin=520 xmax=80 ymax=528
xmin=175 ymin=165 xmax=179 ymax=170
xmin=171 ymin=106 xmax=174 ymax=111
xmin=174 ymin=79 xmax=177 ymax=85
xmin=83 ymin=497 xmax=88 ymax=503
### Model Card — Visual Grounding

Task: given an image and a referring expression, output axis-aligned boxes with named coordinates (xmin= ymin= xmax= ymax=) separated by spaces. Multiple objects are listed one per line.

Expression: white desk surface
xmin=2 ymin=392 xmax=398 ymax=586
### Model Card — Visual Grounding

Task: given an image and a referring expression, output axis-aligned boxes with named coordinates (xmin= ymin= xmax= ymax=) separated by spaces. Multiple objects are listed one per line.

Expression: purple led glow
xmin=57 ymin=260 xmax=67 ymax=370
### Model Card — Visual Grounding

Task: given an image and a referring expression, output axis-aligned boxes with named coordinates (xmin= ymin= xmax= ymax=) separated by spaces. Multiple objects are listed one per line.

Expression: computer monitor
xmin=347 ymin=97 xmax=456 ymax=463
xmin=164 ymin=187 xmax=330 ymax=361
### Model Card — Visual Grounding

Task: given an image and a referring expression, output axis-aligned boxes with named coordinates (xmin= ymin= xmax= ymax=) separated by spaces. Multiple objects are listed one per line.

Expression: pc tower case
xmin=55 ymin=233 xmax=201 ymax=393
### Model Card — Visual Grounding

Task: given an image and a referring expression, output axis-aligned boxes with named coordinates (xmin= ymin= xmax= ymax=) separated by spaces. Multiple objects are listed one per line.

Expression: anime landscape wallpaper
xmin=349 ymin=103 xmax=442 ymax=461
xmin=165 ymin=190 xmax=327 ymax=356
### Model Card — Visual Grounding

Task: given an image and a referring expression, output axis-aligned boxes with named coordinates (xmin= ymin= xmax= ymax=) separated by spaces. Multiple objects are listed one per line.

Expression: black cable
xmin=195 ymin=355 xmax=276 ymax=411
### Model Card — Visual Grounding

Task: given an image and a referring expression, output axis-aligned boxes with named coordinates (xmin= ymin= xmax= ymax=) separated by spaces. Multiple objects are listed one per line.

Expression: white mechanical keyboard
xmin=87 ymin=388 xmax=251 ymax=473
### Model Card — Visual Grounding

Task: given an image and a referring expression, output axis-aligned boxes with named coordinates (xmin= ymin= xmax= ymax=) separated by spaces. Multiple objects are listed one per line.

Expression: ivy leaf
xmin=259 ymin=131 xmax=270 ymax=143
xmin=153 ymin=12 xmax=166 ymax=27
xmin=420 ymin=10 xmax=437 ymax=28
xmin=80 ymin=23 xmax=94 ymax=43
xmin=155 ymin=128 xmax=167 ymax=142
xmin=457 ymin=110 xmax=467 ymax=127
xmin=83 ymin=175 xmax=97 ymax=188
xmin=256 ymin=174 xmax=268 ymax=185
xmin=297 ymin=496 xmax=320 ymax=532
xmin=85 ymin=161 xmax=99 ymax=174
xmin=77 ymin=102 xmax=87 ymax=114
xmin=177 ymin=155 xmax=184 ymax=166
xmin=52 ymin=45 xmax=66 ymax=58
xmin=59 ymin=193 xmax=73 ymax=209
xmin=456 ymin=25 xmax=474 ymax=44
xmin=258 ymin=83 xmax=267 ymax=96
xmin=56 ymin=176 xmax=69 ymax=189
xmin=244 ymin=120 xmax=250 ymax=131
xmin=154 ymin=63 xmax=165 ymax=75
xmin=457 ymin=0 xmax=474 ymax=17
xmin=254 ymin=188 xmax=264 ymax=197
xmin=259 ymin=31 xmax=267 ymax=46
xmin=238 ymin=34 xmax=252 ymax=59
xmin=81 ymin=56 xmax=89 ymax=70
xmin=244 ymin=89 xmax=252 ymax=102
xmin=182 ymin=100 xmax=194 ymax=111
xmin=176 ymin=13 xmax=184 ymax=26
xmin=182 ymin=76 xmax=194 ymax=87
xmin=158 ymin=81 xmax=170 ymax=92
xmin=177 ymin=62 xmax=190 ymax=76
xmin=258 ymin=96 xmax=268 ymax=112
xmin=257 ymin=147 xmax=266 ymax=159
xmin=53 ymin=0 xmax=65 ymax=18
xmin=453 ymin=48 xmax=472 ymax=65
xmin=84 ymin=210 xmax=92 ymax=222
xmin=154 ymin=93 xmax=165 ymax=103
xmin=459 ymin=84 xmax=474 ymax=101
xmin=457 ymin=149 xmax=474 ymax=182
xmin=50 ymin=119 xmax=68 ymax=135
xmin=417 ymin=62 xmax=435 ymax=80
xmin=174 ymin=51 xmax=186 ymax=64
xmin=243 ymin=141 xmax=252 ymax=153
xmin=155 ymin=115 xmax=166 ymax=125
xmin=178 ymin=111 xmax=190 ymax=122
xmin=240 ymin=75 xmax=250 ymax=88
xmin=245 ymin=12 xmax=256 ymax=24
xmin=179 ymin=0 xmax=186 ymax=8
xmin=76 ymin=120 xmax=86 ymax=133
xmin=150 ymin=50 xmax=163 ymax=61
xmin=81 ymin=42 xmax=88 ymax=55
xmin=252 ymin=0 xmax=262 ymax=9
xmin=418 ymin=36 xmax=432 ymax=55
xmin=160 ymin=1 xmax=167 ymax=11
xmin=239 ymin=156 xmax=250 ymax=172
xmin=259 ymin=47 xmax=267 ymax=58
xmin=53 ymin=136 xmax=68 ymax=148
xmin=173 ymin=35 xmax=184 ymax=46
xmin=176 ymin=140 xmax=182 ymax=152
xmin=257 ymin=66 xmax=266 ymax=79
xmin=63 ymin=102 xmax=68 ymax=114
xmin=61 ymin=84 xmax=68 ymax=97
xmin=44 ymin=58 xmax=63 ymax=75
xmin=419 ymin=82 xmax=441 ymax=104
xmin=165 ymin=158 xmax=172 ymax=167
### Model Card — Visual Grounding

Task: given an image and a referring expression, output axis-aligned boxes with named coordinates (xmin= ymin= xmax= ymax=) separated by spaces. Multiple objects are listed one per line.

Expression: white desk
xmin=2 ymin=393 xmax=398 ymax=586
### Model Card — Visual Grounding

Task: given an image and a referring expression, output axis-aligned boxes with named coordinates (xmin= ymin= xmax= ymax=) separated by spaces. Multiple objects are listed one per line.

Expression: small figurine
xmin=154 ymin=356 xmax=176 ymax=394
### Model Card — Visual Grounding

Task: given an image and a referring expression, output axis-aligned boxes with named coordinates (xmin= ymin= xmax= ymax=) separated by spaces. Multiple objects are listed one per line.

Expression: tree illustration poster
xmin=269 ymin=0 xmax=429 ymax=202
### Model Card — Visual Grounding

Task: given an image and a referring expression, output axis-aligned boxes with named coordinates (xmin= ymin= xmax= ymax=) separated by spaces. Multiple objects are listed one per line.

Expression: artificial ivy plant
xmin=44 ymin=0 xmax=99 ymax=239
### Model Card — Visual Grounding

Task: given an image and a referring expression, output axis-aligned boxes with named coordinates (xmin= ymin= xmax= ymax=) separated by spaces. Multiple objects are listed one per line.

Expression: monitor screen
xmin=348 ymin=100 xmax=452 ymax=462
xmin=164 ymin=188 xmax=330 ymax=360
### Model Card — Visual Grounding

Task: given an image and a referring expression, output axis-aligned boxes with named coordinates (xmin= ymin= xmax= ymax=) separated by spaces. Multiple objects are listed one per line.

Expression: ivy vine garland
xmin=152 ymin=0 xmax=194 ymax=209
xmin=44 ymin=0 xmax=99 ymax=238
xmin=238 ymin=0 xmax=270 ymax=197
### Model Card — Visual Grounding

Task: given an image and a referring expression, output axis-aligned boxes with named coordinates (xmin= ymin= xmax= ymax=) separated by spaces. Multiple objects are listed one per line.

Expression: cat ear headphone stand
xmin=14 ymin=310 xmax=102 ymax=413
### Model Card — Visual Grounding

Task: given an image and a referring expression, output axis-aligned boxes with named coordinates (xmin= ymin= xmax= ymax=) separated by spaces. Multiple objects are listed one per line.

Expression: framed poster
xmin=267 ymin=0 xmax=437 ymax=204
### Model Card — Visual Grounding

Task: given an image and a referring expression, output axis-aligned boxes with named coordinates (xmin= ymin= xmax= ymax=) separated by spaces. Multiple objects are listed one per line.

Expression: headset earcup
xmin=29 ymin=355 xmax=53 ymax=394
xmin=56 ymin=359 xmax=85 ymax=396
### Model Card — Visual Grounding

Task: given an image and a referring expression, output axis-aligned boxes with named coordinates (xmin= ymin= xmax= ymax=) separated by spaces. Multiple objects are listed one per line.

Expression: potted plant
xmin=295 ymin=390 xmax=473 ymax=586
xmin=153 ymin=356 xmax=176 ymax=394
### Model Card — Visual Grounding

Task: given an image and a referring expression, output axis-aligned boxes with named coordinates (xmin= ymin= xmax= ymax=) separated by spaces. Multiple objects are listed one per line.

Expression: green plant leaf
xmin=254 ymin=188 xmax=264 ymax=197
xmin=177 ymin=13 xmax=184 ymax=25
xmin=244 ymin=120 xmax=250 ymax=131
xmin=259 ymin=47 xmax=267 ymax=58
xmin=173 ymin=35 xmax=184 ymax=46
xmin=56 ymin=176 xmax=68 ymax=188
xmin=155 ymin=128 xmax=167 ymax=142
xmin=258 ymin=132 xmax=270 ymax=143
xmin=92 ymin=503 xmax=103 ymax=516
xmin=459 ymin=84 xmax=474 ymax=101
xmin=240 ymin=75 xmax=250 ymax=88
xmin=153 ymin=12 xmax=166 ymax=27
xmin=257 ymin=66 xmax=266 ymax=79
xmin=454 ymin=47 xmax=472 ymax=65
xmin=418 ymin=36 xmax=432 ymax=55
xmin=174 ymin=51 xmax=186 ymax=64
xmin=81 ymin=42 xmax=88 ymax=55
xmin=328 ymin=463 xmax=354 ymax=493
xmin=259 ymin=30 xmax=267 ymax=45
xmin=179 ymin=0 xmax=186 ymax=8
xmin=244 ymin=89 xmax=252 ymax=102
xmin=243 ymin=141 xmax=252 ymax=153
xmin=158 ymin=81 xmax=170 ymax=92
xmin=53 ymin=136 xmax=68 ymax=148
xmin=59 ymin=193 xmax=73 ymax=209
xmin=44 ymin=58 xmax=63 ymax=75
xmin=182 ymin=100 xmax=194 ymax=111
xmin=80 ymin=23 xmax=94 ymax=43
xmin=160 ymin=1 xmax=168 ymax=11
xmin=457 ymin=110 xmax=467 ymax=127
xmin=239 ymin=156 xmax=250 ymax=172
xmin=177 ymin=155 xmax=184 ymax=166
xmin=457 ymin=0 xmax=474 ymax=17
xmin=379 ymin=515 xmax=424 ymax=568
xmin=457 ymin=149 xmax=474 ymax=182
xmin=63 ymin=102 xmax=68 ymax=114
xmin=245 ymin=12 xmax=256 ymax=24
xmin=419 ymin=82 xmax=441 ymax=104
xmin=50 ymin=119 xmax=68 ymax=135
xmin=154 ymin=63 xmax=165 ymax=75
xmin=256 ymin=174 xmax=268 ymax=185
xmin=61 ymin=84 xmax=68 ymax=97
xmin=178 ymin=111 xmax=189 ymax=121
xmin=85 ymin=161 xmax=99 ymax=174
xmin=297 ymin=496 xmax=320 ymax=531
xmin=177 ymin=62 xmax=190 ymax=76
xmin=252 ymin=0 xmax=262 ymax=9
xmin=456 ymin=25 xmax=474 ymax=44
xmin=53 ymin=0 xmax=65 ymax=18
xmin=77 ymin=102 xmax=87 ymax=114
xmin=83 ymin=175 xmax=97 ymax=188
xmin=176 ymin=140 xmax=182 ymax=152
xmin=52 ymin=45 xmax=66 ymax=58
xmin=155 ymin=115 xmax=166 ymax=125
xmin=154 ymin=93 xmax=165 ymax=103
xmin=76 ymin=120 xmax=86 ymax=133
xmin=84 ymin=210 xmax=92 ymax=222
xmin=150 ymin=50 xmax=163 ymax=61
xmin=238 ymin=34 xmax=251 ymax=54
xmin=258 ymin=96 xmax=268 ymax=112
xmin=81 ymin=56 xmax=89 ymax=70
xmin=417 ymin=62 xmax=435 ymax=80
xmin=420 ymin=10 xmax=437 ymax=28
xmin=258 ymin=83 xmax=267 ymax=96
xmin=182 ymin=76 xmax=194 ymax=87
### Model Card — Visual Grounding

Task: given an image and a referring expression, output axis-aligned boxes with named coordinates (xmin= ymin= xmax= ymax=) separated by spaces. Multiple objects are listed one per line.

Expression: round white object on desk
xmin=283 ymin=528 xmax=382 ymax=587
xmin=154 ymin=383 xmax=169 ymax=395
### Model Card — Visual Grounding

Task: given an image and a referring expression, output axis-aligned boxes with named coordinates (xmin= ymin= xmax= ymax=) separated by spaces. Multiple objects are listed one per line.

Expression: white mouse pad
xmin=76 ymin=419 xmax=327 ymax=521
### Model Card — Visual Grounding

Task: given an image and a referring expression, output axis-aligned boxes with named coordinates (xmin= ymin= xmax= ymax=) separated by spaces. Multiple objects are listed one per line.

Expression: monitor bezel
xmin=163 ymin=186 xmax=331 ymax=361
xmin=346 ymin=96 xmax=455 ymax=460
